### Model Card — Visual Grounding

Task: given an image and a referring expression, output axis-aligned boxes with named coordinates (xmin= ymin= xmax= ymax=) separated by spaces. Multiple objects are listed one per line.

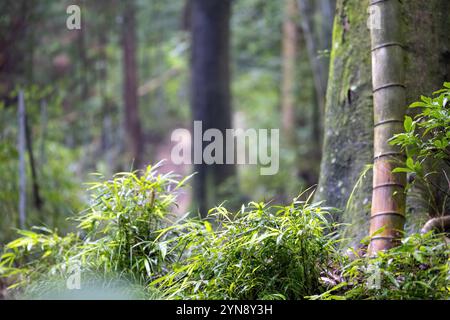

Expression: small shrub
xmin=313 ymin=232 xmax=450 ymax=300
xmin=153 ymin=199 xmax=339 ymax=300
xmin=390 ymin=82 xmax=450 ymax=215
xmin=0 ymin=163 xmax=188 ymax=296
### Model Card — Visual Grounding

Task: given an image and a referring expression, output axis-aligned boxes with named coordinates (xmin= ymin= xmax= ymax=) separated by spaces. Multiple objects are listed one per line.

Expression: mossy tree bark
xmin=315 ymin=0 xmax=374 ymax=246
xmin=316 ymin=0 xmax=450 ymax=246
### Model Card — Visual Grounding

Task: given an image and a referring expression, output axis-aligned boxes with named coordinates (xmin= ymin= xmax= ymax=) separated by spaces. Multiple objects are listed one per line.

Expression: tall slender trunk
xmin=18 ymin=90 xmax=26 ymax=229
xmin=77 ymin=6 xmax=88 ymax=101
xmin=191 ymin=0 xmax=234 ymax=217
xmin=25 ymin=113 xmax=42 ymax=210
xmin=39 ymin=99 xmax=47 ymax=165
xmin=122 ymin=0 xmax=144 ymax=169
xmin=281 ymin=0 xmax=298 ymax=143
xmin=368 ymin=0 xmax=407 ymax=253
xmin=297 ymin=0 xmax=335 ymax=120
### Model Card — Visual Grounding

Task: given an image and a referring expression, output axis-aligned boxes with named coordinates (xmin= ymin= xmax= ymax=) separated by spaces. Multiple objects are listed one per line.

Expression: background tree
xmin=297 ymin=0 xmax=336 ymax=124
xmin=281 ymin=0 xmax=299 ymax=143
xmin=121 ymin=0 xmax=144 ymax=169
xmin=0 ymin=0 xmax=35 ymax=105
xmin=190 ymin=0 xmax=235 ymax=216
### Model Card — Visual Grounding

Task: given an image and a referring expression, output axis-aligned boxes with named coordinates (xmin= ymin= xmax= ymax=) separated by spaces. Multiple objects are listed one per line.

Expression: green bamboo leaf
xmin=404 ymin=116 xmax=413 ymax=132
xmin=409 ymin=101 xmax=427 ymax=108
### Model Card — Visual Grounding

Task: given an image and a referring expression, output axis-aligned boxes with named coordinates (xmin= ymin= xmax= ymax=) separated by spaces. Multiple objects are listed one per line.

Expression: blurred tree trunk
xmin=191 ymin=0 xmax=235 ymax=217
xmin=25 ymin=113 xmax=43 ymax=210
xmin=316 ymin=0 xmax=450 ymax=247
xmin=76 ymin=0 xmax=89 ymax=102
xmin=0 ymin=1 xmax=31 ymax=106
xmin=18 ymin=91 xmax=27 ymax=228
xmin=297 ymin=0 xmax=336 ymax=123
xmin=122 ymin=0 xmax=144 ymax=169
xmin=281 ymin=0 xmax=298 ymax=144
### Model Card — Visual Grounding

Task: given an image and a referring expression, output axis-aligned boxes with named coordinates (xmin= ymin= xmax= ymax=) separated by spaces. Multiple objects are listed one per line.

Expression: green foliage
xmin=153 ymin=199 xmax=339 ymax=300
xmin=2 ymin=164 xmax=448 ymax=300
xmin=390 ymin=83 xmax=450 ymax=213
xmin=313 ymin=232 xmax=450 ymax=300
xmin=17 ymin=273 xmax=162 ymax=300
xmin=0 ymin=163 xmax=188 ymax=296
xmin=391 ymin=83 xmax=450 ymax=171
xmin=0 ymin=228 xmax=79 ymax=290
xmin=1 ymin=165 xmax=340 ymax=300
xmin=74 ymin=163 xmax=187 ymax=282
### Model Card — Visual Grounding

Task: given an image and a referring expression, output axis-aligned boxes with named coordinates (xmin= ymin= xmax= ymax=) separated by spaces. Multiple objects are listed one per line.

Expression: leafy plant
xmin=390 ymin=83 xmax=450 ymax=215
xmin=313 ymin=232 xmax=450 ymax=300
xmin=0 ymin=163 xmax=189 ymax=296
xmin=152 ymin=198 xmax=339 ymax=300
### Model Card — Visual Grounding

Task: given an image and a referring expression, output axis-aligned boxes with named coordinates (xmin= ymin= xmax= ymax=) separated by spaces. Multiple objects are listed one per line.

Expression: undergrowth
xmin=0 ymin=162 xmax=448 ymax=300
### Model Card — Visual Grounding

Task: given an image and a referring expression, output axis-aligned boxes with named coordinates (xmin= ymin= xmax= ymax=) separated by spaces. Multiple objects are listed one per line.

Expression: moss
xmin=316 ymin=0 xmax=373 ymax=247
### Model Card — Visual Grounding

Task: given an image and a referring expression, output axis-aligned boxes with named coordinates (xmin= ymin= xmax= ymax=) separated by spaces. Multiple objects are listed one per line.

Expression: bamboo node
xmin=370 ymin=211 xmax=405 ymax=220
xmin=373 ymin=83 xmax=406 ymax=93
xmin=373 ymin=152 xmax=405 ymax=160
xmin=369 ymin=0 xmax=390 ymax=6
xmin=371 ymin=42 xmax=403 ymax=52
xmin=373 ymin=182 xmax=405 ymax=190
xmin=374 ymin=119 xmax=403 ymax=127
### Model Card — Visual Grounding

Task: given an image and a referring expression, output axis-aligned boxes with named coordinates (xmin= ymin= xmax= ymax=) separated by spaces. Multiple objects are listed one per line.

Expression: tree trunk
xmin=368 ymin=0 xmax=406 ymax=253
xmin=190 ymin=0 xmax=235 ymax=217
xmin=297 ymin=0 xmax=336 ymax=120
xmin=316 ymin=0 xmax=450 ymax=246
xmin=25 ymin=113 xmax=43 ymax=210
xmin=122 ymin=0 xmax=144 ymax=169
xmin=315 ymin=0 xmax=374 ymax=246
xmin=0 ymin=1 xmax=30 ymax=106
xmin=281 ymin=0 xmax=299 ymax=143
xmin=17 ymin=90 xmax=26 ymax=229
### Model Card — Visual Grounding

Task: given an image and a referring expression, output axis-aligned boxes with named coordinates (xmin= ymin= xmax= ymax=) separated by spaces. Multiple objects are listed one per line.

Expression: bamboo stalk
xmin=369 ymin=0 xmax=407 ymax=253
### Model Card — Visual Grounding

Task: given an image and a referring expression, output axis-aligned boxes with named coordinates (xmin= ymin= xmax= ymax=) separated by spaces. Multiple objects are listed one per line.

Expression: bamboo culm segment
xmin=369 ymin=0 xmax=407 ymax=253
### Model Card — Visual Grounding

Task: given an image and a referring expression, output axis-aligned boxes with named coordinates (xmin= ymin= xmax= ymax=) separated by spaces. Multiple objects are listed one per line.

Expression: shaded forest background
xmin=0 ymin=0 xmax=334 ymax=243
xmin=1 ymin=0 xmax=449 ymax=248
